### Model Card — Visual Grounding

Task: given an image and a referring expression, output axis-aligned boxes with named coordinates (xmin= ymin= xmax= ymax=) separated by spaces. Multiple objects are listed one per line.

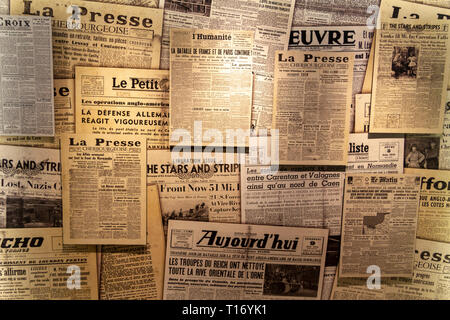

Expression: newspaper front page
xmin=439 ymin=91 xmax=450 ymax=169
xmin=147 ymin=150 xmax=241 ymax=234
xmin=0 ymin=145 xmax=61 ymax=229
xmin=10 ymin=0 xmax=163 ymax=78
xmin=0 ymin=228 xmax=98 ymax=299
xmin=332 ymin=238 xmax=450 ymax=300
xmin=161 ymin=0 xmax=295 ymax=132
xmin=361 ymin=1 xmax=450 ymax=94
xmin=346 ymin=133 xmax=404 ymax=174
xmin=241 ymin=164 xmax=344 ymax=300
xmin=354 ymin=94 xmax=371 ymax=133
xmin=273 ymin=50 xmax=353 ymax=165
xmin=288 ymin=26 xmax=374 ymax=133
xmin=75 ymin=66 xmax=169 ymax=149
xmin=292 ymin=0 xmax=380 ymax=26
xmin=61 ymin=133 xmax=147 ymax=245
xmin=369 ymin=0 xmax=450 ymax=134
xmin=99 ymin=184 xmax=165 ymax=299
xmin=170 ymin=29 xmax=253 ymax=147
xmin=0 ymin=15 xmax=54 ymax=136
xmin=0 ymin=79 xmax=75 ymax=148
xmin=339 ymin=173 xmax=421 ymax=277
xmin=164 ymin=220 xmax=328 ymax=300
xmin=404 ymin=168 xmax=450 ymax=243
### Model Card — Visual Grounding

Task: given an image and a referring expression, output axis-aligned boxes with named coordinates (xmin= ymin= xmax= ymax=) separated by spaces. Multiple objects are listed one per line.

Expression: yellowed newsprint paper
xmin=169 ymin=29 xmax=253 ymax=148
xmin=287 ymin=25 xmax=375 ymax=133
xmin=410 ymin=1 xmax=450 ymax=10
xmin=147 ymin=150 xmax=241 ymax=235
xmin=0 ymin=145 xmax=61 ymax=228
xmin=0 ymin=15 xmax=54 ymax=137
xmin=439 ymin=91 xmax=450 ymax=169
xmin=332 ymin=238 xmax=450 ymax=300
xmin=331 ymin=269 xmax=387 ymax=300
xmin=405 ymin=168 xmax=450 ymax=243
xmin=361 ymin=33 xmax=375 ymax=94
xmin=354 ymin=94 xmax=371 ymax=133
xmin=240 ymin=164 xmax=345 ymax=300
xmin=164 ymin=220 xmax=328 ymax=300
xmin=99 ymin=184 xmax=165 ymax=299
xmin=10 ymin=0 xmax=163 ymax=78
xmin=273 ymin=51 xmax=353 ymax=165
xmin=61 ymin=133 xmax=147 ymax=245
xmin=369 ymin=0 xmax=450 ymax=134
xmin=0 ymin=0 xmax=8 ymax=14
xmin=292 ymin=0 xmax=380 ymax=26
xmin=346 ymin=133 xmax=404 ymax=174
xmin=75 ymin=67 xmax=169 ymax=149
xmin=339 ymin=173 xmax=421 ymax=277
xmin=0 ymin=228 xmax=98 ymax=300
xmin=161 ymin=1 xmax=296 ymax=133
xmin=361 ymin=1 xmax=450 ymax=94
xmin=0 ymin=79 xmax=75 ymax=148
xmin=87 ymin=0 xmax=163 ymax=9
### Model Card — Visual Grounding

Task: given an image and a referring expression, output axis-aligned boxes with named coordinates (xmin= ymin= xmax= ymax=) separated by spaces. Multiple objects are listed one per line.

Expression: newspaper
xmin=0 ymin=15 xmax=54 ymax=136
xmin=163 ymin=220 xmax=328 ymax=300
xmin=10 ymin=0 xmax=163 ymax=79
xmin=404 ymin=134 xmax=441 ymax=169
xmin=273 ymin=50 xmax=353 ymax=165
xmin=404 ymin=168 xmax=450 ymax=243
xmin=161 ymin=0 xmax=296 ymax=132
xmin=292 ymin=0 xmax=380 ymax=26
xmin=0 ymin=0 xmax=8 ymax=14
xmin=147 ymin=150 xmax=241 ymax=235
xmin=0 ymin=145 xmax=61 ymax=228
xmin=75 ymin=67 xmax=169 ymax=149
xmin=0 ymin=79 xmax=75 ymax=148
xmin=346 ymin=133 xmax=404 ymax=174
xmin=339 ymin=173 xmax=421 ymax=277
xmin=241 ymin=166 xmax=344 ymax=234
xmin=0 ymin=228 xmax=98 ymax=299
xmin=99 ymin=184 xmax=165 ymax=299
xmin=439 ymin=91 xmax=450 ymax=169
xmin=241 ymin=164 xmax=344 ymax=300
xmin=288 ymin=26 xmax=374 ymax=133
xmin=361 ymin=1 xmax=450 ymax=94
xmin=61 ymin=133 xmax=147 ymax=245
xmin=369 ymin=0 xmax=450 ymax=134
xmin=169 ymin=29 xmax=253 ymax=147
xmin=354 ymin=94 xmax=371 ymax=133
xmin=332 ymin=238 xmax=450 ymax=300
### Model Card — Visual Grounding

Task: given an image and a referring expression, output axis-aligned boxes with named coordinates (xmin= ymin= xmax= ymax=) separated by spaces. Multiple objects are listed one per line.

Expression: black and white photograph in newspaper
xmin=391 ymin=47 xmax=418 ymax=79
xmin=4 ymin=197 xmax=62 ymax=228
xmin=404 ymin=135 xmax=440 ymax=169
xmin=263 ymin=264 xmax=321 ymax=298
xmin=165 ymin=0 xmax=212 ymax=16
